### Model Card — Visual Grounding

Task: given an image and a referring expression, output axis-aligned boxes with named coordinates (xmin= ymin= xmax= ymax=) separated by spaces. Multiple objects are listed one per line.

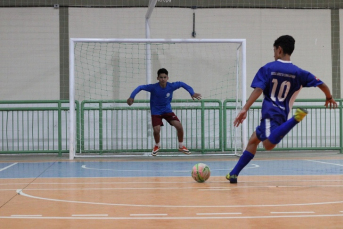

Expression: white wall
xmin=195 ymin=8 xmax=332 ymax=99
xmin=70 ymin=7 xmax=332 ymax=100
xmin=0 ymin=8 xmax=59 ymax=100
xmin=0 ymin=7 xmax=333 ymax=100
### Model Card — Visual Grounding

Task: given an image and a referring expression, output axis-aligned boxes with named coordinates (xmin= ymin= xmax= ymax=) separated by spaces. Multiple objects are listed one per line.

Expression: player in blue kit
xmin=127 ymin=68 xmax=202 ymax=156
xmin=226 ymin=35 xmax=337 ymax=183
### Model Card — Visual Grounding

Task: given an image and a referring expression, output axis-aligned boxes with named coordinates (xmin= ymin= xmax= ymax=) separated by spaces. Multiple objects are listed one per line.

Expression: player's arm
xmin=176 ymin=82 xmax=201 ymax=100
xmin=191 ymin=93 xmax=202 ymax=100
xmin=317 ymin=83 xmax=338 ymax=109
xmin=233 ymin=87 xmax=263 ymax=127
xmin=127 ymin=85 xmax=151 ymax=106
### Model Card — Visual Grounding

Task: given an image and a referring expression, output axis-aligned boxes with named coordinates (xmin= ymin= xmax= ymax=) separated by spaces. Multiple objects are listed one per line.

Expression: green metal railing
xmin=0 ymin=100 xmax=79 ymax=156
xmin=79 ymin=100 xmax=222 ymax=154
xmin=0 ymin=99 xmax=342 ymax=155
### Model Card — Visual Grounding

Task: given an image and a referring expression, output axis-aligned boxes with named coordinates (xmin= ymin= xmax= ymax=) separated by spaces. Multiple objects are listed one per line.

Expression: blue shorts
xmin=255 ymin=118 xmax=283 ymax=141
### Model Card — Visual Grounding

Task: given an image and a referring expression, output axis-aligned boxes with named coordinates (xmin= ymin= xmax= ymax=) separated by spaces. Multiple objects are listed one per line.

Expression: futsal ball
xmin=191 ymin=163 xmax=211 ymax=183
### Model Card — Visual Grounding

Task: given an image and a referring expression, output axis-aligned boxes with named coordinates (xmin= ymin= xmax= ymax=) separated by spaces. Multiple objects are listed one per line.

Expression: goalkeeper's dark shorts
xmin=151 ymin=112 xmax=180 ymax=127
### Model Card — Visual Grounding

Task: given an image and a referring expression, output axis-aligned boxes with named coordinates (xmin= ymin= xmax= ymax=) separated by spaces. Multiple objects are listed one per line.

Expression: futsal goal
xmin=69 ymin=38 xmax=247 ymax=159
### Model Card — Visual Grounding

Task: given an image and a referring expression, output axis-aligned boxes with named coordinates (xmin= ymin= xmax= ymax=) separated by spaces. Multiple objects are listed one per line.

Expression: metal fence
xmin=0 ymin=100 xmax=78 ymax=156
xmin=79 ymin=100 xmax=222 ymax=154
xmin=0 ymin=99 xmax=342 ymax=155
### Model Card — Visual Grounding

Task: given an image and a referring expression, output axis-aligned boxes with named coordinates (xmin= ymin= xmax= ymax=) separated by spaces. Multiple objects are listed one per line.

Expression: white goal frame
xmin=69 ymin=38 xmax=247 ymax=160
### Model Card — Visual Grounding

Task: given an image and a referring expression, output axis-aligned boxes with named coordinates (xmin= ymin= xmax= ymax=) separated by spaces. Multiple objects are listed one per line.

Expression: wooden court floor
xmin=0 ymin=153 xmax=343 ymax=228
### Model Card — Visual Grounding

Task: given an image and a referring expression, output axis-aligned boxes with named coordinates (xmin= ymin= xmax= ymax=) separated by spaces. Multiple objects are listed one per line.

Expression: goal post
xmin=69 ymin=38 xmax=247 ymax=159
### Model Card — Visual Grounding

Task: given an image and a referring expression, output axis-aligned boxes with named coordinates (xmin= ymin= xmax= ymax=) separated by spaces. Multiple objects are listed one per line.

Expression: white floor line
xmin=17 ymin=189 xmax=343 ymax=208
xmin=0 ymin=163 xmax=18 ymax=172
xmin=81 ymin=164 xmax=259 ymax=172
xmin=198 ymin=189 xmax=231 ymax=191
xmin=130 ymin=214 xmax=167 ymax=216
xmin=1 ymin=214 xmax=343 ymax=220
xmin=271 ymin=212 xmax=315 ymax=214
xmin=72 ymin=214 xmax=108 ymax=217
xmin=197 ymin=212 xmax=242 ymax=215
xmin=11 ymin=215 xmax=42 ymax=217
xmin=1 ymin=179 xmax=342 ymax=186
xmin=305 ymin=159 xmax=343 ymax=167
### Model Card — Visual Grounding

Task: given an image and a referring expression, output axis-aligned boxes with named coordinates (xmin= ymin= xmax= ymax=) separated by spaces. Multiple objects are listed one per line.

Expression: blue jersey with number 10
xmin=251 ymin=59 xmax=323 ymax=122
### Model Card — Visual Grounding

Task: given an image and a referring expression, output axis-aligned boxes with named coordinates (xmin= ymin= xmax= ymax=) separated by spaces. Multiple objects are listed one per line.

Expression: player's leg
xmin=226 ymin=131 xmax=260 ymax=183
xmin=170 ymin=120 xmax=190 ymax=154
xmin=152 ymin=125 xmax=161 ymax=156
xmin=227 ymin=108 xmax=308 ymax=182
xmin=151 ymin=115 xmax=164 ymax=156
xmin=164 ymin=112 xmax=190 ymax=154
xmin=266 ymin=108 xmax=308 ymax=148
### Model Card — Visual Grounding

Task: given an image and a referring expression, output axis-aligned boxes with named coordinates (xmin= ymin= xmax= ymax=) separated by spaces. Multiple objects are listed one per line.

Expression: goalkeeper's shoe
xmin=294 ymin=108 xmax=308 ymax=122
xmin=152 ymin=145 xmax=160 ymax=156
xmin=178 ymin=146 xmax=191 ymax=155
xmin=226 ymin=171 xmax=238 ymax=184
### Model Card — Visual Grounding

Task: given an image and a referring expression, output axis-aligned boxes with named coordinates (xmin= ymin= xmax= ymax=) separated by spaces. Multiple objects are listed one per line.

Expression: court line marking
xmin=130 ymin=214 xmax=168 ymax=216
xmin=17 ymin=189 xmax=343 ymax=208
xmin=196 ymin=212 xmax=242 ymax=215
xmin=305 ymin=160 xmax=343 ymax=167
xmin=0 ymin=179 xmax=342 ymax=185
xmin=270 ymin=212 xmax=315 ymax=214
xmin=0 ymin=163 xmax=17 ymax=172
xmin=11 ymin=215 xmax=42 ymax=217
xmin=72 ymin=214 xmax=108 ymax=217
xmin=81 ymin=164 xmax=260 ymax=172
xmin=3 ymin=183 xmax=343 ymax=192
xmin=3 ymin=187 xmax=233 ymax=191
xmin=198 ymin=189 xmax=231 ymax=191
xmin=2 ymin=214 xmax=343 ymax=220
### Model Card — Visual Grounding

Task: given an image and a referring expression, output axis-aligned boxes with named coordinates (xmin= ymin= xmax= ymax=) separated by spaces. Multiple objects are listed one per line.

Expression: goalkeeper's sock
xmin=231 ymin=150 xmax=255 ymax=176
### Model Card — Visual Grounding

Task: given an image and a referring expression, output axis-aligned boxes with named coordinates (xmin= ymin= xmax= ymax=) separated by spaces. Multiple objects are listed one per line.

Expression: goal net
xmin=69 ymin=39 xmax=246 ymax=158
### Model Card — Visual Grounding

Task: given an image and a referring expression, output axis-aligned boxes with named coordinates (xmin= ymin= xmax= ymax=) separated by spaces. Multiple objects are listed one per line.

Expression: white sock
xmin=179 ymin=142 xmax=183 ymax=148
xmin=155 ymin=143 xmax=160 ymax=147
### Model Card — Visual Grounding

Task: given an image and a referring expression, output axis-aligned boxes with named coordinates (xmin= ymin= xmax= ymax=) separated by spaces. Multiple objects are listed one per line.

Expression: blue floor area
xmin=0 ymin=159 xmax=342 ymax=179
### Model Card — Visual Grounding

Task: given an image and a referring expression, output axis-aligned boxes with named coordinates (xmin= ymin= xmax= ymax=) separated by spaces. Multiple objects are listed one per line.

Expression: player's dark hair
xmin=273 ymin=35 xmax=295 ymax=55
xmin=157 ymin=68 xmax=168 ymax=76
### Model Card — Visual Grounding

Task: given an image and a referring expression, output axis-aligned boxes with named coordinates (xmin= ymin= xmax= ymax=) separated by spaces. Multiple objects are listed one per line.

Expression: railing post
xmin=99 ymin=101 xmax=103 ymax=153
xmin=81 ymin=101 xmax=85 ymax=153
xmin=58 ymin=101 xmax=62 ymax=157
xmin=75 ymin=101 xmax=80 ymax=153
xmin=201 ymin=100 xmax=205 ymax=153
xmin=223 ymin=100 xmax=227 ymax=151
xmin=340 ymin=99 xmax=343 ymax=154
xmin=219 ymin=100 xmax=223 ymax=151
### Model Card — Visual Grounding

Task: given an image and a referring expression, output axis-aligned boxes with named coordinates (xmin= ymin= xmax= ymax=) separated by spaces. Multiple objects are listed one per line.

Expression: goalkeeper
xmin=127 ymin=68 xmax=202 ymax=156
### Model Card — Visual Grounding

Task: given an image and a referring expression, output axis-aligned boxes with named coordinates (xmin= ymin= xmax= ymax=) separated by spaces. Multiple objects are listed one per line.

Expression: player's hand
xmin=192 ymin=93 xmax=202 ymax=100
xmin=233 ymin=109 xmax=248 ymax=127
xmin=324 ymin=97 xmax=337 ymax=109
xmin=127 ymin=98 xmax=134 ymax=106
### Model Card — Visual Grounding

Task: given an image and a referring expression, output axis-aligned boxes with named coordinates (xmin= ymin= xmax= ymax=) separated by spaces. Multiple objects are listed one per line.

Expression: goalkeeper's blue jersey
xmin=251 ymin=59 xmax=323 ymax=122
xmin=130 ymin=82 xmax=195 ymax=115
